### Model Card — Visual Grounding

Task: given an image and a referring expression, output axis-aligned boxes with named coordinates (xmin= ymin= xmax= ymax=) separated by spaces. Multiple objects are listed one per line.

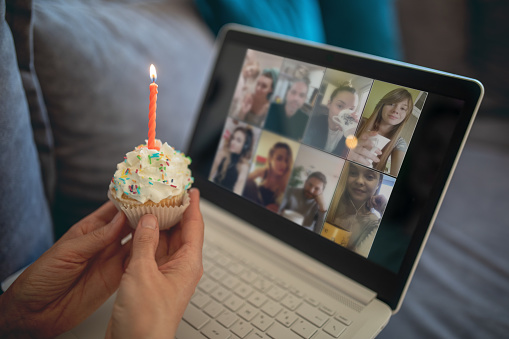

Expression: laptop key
xmin=281 ymin=294 xmax=302 ymax=311
xmin=304 ymin=296 xmax=320 ymax=307
xmin=252 ymin=277 xmax=272 ymax=293
xmin=267 ymin=323 xmax=301 ymax=339
xmin=224 ymin=294 xmax=244 ymax=312
xmin=201 ymin=321 xmax=231 ymax=339
xmin=266 ymin=285 xmax=286 ymax=302
xmin=228 ymin=262 xmax=245 ymax=275
xmin=246 ymin=331 xmax=270 ymax=339
xmin=319 ymin=305 xmax=335 ymax=316
xmin=211 ymin=285 xmax=231 ymax=303
xmin=296 ymin=303 xmax=329 ymax=327
xmin=291 ymin=318 xmax=318 ymax=339
xmin=275 ymin=309 xmax=298 ymax=327
xmin=251 ymin=312 xmax=274 ymax=331
xmin=239 ymin=270 xmax=258 ymax=283
xmin=237 ymin=303 xmax=258 ymax=321
xmin=205 ymin=247 xmax=219 ymax=259
xmin=335 ymin=314 xmax=352 ymax=326
xmin=191 ymin=292 xmax=212 ymax=309
xmin=217 ymin=310 xmax=239 ymax=328
xmin=209 ymin=267 xmax=228 ymax=281
xmin=176 ymin=319 xmax=208 ymax=339
xmin=261 ymin=300 xmax=282 ymax=317
xmin=235 ymin=283 xmax=254 ymax=299
xmin=203 ymin=300 xmax=225 ymax=318
xmin=199 ymin=277 xmax=219 ymax=294
xmin=323 ymin=318 xmax=347 ymax=337
xmin=222 ymin=275 xmax=241 ymax=290
xmin=289 ymin=286 xmax=306 ymax=298
xmin=231 ymin=319 xmax=254 ymax=338
xmin=183 ymin=304 xmax=210 ymax=330
xmin=203 ymin=258 xmax=215 ymax=272
xmin=247 ymin=290 xmax=268 ymax=308
xmin=215 ymin=253 xmax=232 ymax=267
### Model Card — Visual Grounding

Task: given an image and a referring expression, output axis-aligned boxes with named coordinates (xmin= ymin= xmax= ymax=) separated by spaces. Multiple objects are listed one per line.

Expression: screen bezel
xmin=187 ymin=25 xmax=483 ymax=310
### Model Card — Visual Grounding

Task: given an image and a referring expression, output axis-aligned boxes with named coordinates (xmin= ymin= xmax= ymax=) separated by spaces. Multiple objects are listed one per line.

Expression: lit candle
xmin=148 ymin=64 xmax=159 ymax=150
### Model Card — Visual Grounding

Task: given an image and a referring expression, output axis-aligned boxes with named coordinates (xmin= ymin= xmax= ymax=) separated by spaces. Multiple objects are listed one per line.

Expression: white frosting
xmin=109 ymin=141 xmax=193 ymax=204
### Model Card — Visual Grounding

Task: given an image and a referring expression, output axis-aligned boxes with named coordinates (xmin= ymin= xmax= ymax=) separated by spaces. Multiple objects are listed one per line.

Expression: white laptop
xmin=3 ymin=25 xmax=483 ymax=339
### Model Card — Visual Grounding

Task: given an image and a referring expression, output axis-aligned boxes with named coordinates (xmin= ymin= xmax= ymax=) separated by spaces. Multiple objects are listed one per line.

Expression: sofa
xmin=1 ymin=0 xmax=508 ymax=337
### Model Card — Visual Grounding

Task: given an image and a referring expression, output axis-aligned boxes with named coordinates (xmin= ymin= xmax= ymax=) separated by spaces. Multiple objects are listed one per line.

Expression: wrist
xmin=0 ymin=294 xmax=22 ymax=338
xmin=0 ymin=289 xmax=37 ymax=339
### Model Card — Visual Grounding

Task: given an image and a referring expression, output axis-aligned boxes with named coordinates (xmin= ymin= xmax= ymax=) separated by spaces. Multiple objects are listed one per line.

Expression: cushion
xmin=0 ymin=0 xmax=53 ymax=281
xmin=6 ymin=0 xmax=56 ymax=204
xmin=10 ymin=0 xmax=214 ymax=238
xmin=194 ymin=0 xmax=326 ymax=43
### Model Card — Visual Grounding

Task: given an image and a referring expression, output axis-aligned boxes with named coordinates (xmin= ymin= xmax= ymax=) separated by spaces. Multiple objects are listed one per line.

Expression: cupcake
xmin=108 ymin=139 xmax=193 ymax=230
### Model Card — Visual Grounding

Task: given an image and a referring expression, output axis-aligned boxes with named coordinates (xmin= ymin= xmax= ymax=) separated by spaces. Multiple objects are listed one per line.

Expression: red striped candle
xmin=148 ymin=64 xmax=159 ymax=150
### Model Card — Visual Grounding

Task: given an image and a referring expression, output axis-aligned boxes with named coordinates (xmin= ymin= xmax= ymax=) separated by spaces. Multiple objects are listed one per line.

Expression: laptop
xmin=3 ymin=25 xmax=483 ymax=338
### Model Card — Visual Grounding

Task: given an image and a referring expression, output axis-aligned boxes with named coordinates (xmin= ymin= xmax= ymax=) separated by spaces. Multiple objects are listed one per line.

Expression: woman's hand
xmin=238 ymin=93 xmax=253 ymax=120
xmin=0 ymin=202 xmax=132 ymax=339
xmin=371 ymin=194 xmax=388 ymax=215
xmin=347 ymin=131 xmax=381 ymax=167
xmin=106 ymin=188 xmax=204 ymax=339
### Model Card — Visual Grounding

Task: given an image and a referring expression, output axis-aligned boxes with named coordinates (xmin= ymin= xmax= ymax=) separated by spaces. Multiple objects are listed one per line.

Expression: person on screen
xmin=210 ymin=126 xmax=254 ymax=194
xmin=229 ymin=51 xmax=261 ymax=117
xmin=279 ymin=171 xmax=327 ymax=233
xmin=242 ymin=142 xmax=293 ymax=212
xmin=347 ymin=88 xmax=414 ymax=176
xmin=264 ymin=79 xmax=310 ymax=140
xmin=303 ymin=81 xmax=359 ymax=157
xmin=234 ymin=69 xmax=278 ymax=127
xmin=330 ymin=162 xmax=387 ymax=257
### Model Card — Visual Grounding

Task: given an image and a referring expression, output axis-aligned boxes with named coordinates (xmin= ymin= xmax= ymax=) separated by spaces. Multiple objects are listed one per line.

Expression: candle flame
xmin=150 ymin=64 xmax=157 ymax=82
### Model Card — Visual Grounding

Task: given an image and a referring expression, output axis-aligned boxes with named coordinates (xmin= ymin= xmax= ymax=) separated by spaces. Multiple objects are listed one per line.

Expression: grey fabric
xmin=0 ymin=0 xmax=53 ymax=281
xmin=26 ymin=0 xmax=213 ymax=237
xmin=378 ymin=117 xmax=509 ymax=338
xmin=6 ymin=0 xmax=56 ymax=205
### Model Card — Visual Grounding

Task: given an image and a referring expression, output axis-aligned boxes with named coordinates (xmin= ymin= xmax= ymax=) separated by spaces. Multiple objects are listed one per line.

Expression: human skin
xmin=380 ymin=100 xmax=409 ymax=127
xmin=346 ymin=164 xmax=381 ymax=208
xmin=349 ymin=99 xmax=410 ymax=173
xmin=106 ymin=188 xmax=204 ymax=339
xmin=0 ymin=189 xmax=204 ymax=339
xmin=284 ymin=81 xmax=308 ymax=117
xmin=327 ymin=91 xmax=358 ymax=131
xmin=229 ymin=130 xmax=246 ymax=154
xmin=0 ymin=203 xmax=132 ymax=338
xmin=269 ymin=148 xmax=290 ymax=177
xmin=303 ymin=177 xmax=326 ymax=212
xmin=252 ymin=75 xmax=273 ymax=108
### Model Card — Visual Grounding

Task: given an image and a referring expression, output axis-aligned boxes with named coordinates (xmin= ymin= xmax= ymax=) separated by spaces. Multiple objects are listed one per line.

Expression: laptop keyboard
xmin=176 ymin=242 xmax=353 ymax=339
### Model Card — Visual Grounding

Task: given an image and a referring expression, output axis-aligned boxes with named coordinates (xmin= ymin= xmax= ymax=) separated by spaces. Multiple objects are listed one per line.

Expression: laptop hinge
xmin=201 ymin=199 xmax=377 ymax=306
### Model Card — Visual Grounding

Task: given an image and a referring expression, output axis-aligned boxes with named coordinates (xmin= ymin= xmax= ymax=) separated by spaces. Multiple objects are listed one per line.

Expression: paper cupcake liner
xmin=108 ymin=190 xmax=190 ymax=230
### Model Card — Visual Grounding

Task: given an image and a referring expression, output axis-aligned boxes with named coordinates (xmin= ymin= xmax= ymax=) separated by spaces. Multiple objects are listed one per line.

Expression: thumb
xmin=130 ymin=214 xmax=159 ymax=263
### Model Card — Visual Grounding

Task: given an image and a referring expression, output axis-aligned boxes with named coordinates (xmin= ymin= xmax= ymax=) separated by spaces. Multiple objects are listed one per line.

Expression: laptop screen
xmin=188 ymin=27 xmax=482 ymax=310
xmin=206 ymin=47 xmax=425 ymax=260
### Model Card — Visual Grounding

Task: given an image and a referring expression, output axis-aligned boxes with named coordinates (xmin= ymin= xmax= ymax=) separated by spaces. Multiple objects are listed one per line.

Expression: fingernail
xmin=112 ymin=211 xmax=122 ymax=224
xmin=141 ymin=214 xmax=157 ymax=229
